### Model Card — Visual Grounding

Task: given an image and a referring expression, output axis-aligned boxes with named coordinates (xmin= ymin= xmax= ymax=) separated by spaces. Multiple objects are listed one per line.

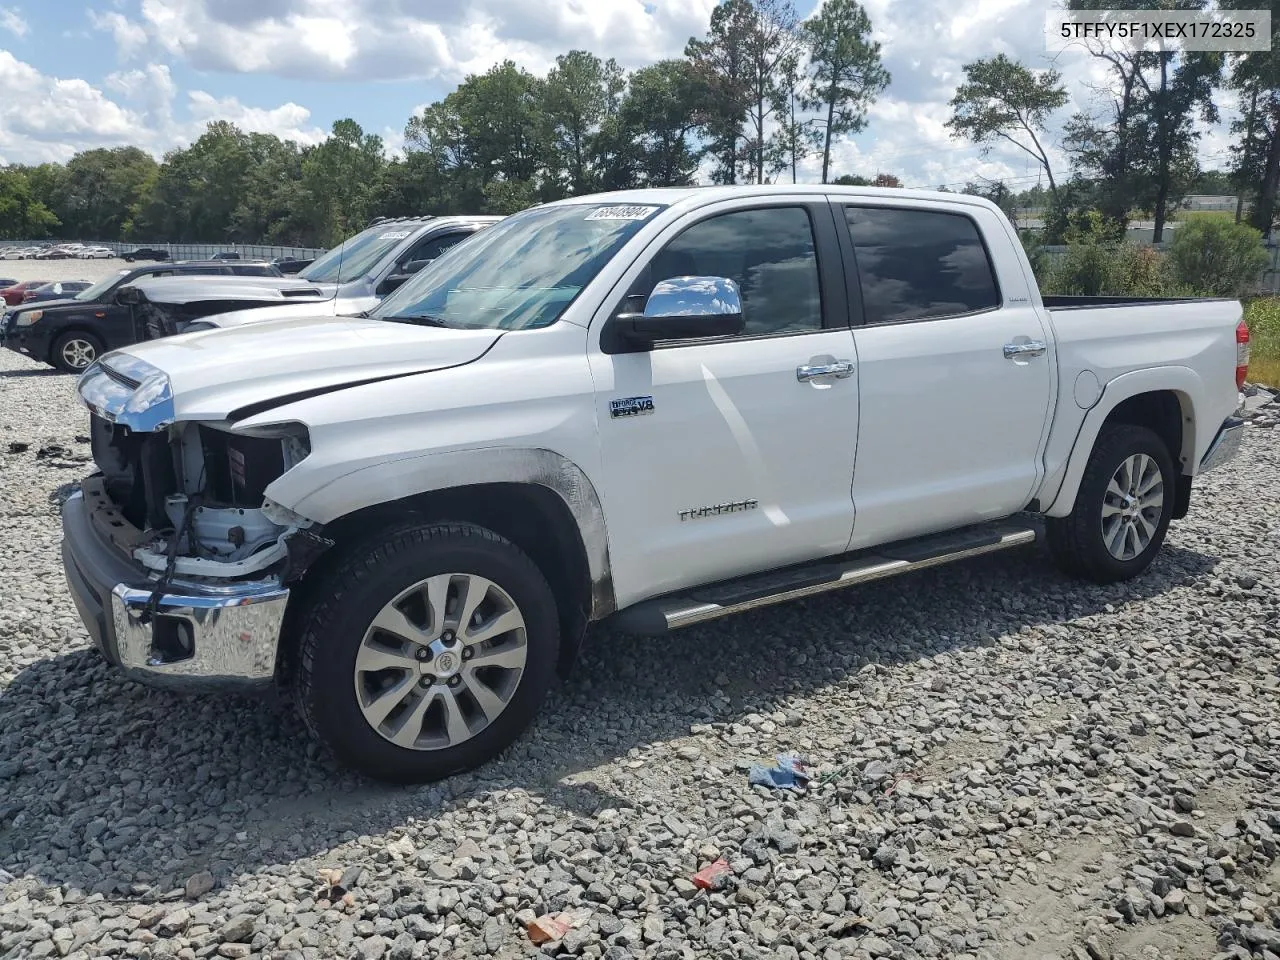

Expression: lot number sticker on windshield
xmin=585 ymin=205 xmax=659 ymax=221
xmin=378 ymin=230 xmax=413 ymax=240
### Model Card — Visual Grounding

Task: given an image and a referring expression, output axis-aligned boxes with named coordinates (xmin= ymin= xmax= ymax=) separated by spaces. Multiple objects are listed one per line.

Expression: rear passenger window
xmin=843 ymin=207 xmax=1000 ymax=324
xmin=645 ymin=207 xmax=823 ymax=337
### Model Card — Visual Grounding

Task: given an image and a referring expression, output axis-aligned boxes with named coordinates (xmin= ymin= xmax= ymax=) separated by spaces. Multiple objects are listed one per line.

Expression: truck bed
xmin=1044 ymin=294 xmax=1233 ymax=310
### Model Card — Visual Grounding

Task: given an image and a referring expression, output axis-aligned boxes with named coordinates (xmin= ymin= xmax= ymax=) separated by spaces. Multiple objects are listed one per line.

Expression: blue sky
xmin=0 ymin=0 xmax=1238 ymax=189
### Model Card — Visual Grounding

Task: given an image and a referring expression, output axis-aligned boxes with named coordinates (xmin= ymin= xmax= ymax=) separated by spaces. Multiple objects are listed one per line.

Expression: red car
xmin=1 ymin=280 xmax=51 ymax=306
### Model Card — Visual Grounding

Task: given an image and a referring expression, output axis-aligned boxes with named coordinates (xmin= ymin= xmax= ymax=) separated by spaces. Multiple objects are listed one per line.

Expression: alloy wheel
xmin=353 ymin=573 xmax=528 ymax=750
xmin=1100 ymin=452 xmax=1164 ymax=561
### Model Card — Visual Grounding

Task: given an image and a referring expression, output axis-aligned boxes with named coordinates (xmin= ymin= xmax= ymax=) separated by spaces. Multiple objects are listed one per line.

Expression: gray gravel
xmin=1 ymin=345 xmax=1278 ymax=960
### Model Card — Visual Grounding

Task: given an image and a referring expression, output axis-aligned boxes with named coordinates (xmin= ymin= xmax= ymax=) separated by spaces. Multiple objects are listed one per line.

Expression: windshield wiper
xmin=382 ymin=314 xmax=451 ymax=328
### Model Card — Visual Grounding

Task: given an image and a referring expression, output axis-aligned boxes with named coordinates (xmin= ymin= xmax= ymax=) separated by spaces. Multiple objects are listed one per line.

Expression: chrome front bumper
xmin=62 ymin=487 xmax=289 ymax=692
xmin=1199 ymin=416 xmax=1246 ymax=474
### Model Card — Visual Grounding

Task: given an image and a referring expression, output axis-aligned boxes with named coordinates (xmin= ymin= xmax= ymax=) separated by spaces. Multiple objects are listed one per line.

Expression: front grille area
xmin=89 ymin=412 xmax=176 ymax=530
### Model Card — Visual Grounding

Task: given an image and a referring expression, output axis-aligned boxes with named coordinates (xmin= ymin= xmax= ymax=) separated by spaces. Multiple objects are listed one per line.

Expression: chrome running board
xmin=610 ymin=521 xmax=1038 ymax=636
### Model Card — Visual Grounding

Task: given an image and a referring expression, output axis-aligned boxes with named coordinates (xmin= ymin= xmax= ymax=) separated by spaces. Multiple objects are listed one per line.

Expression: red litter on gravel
xmin=692 ymin=859 xmax=733 ymax=891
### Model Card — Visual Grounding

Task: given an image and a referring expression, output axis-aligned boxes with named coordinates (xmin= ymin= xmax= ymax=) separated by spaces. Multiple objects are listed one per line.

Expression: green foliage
xmin=1042 ymin=238 xmax=1171 ymax=298
xmin=1244 ymin=298 xmax=1280 ymax=388
xmin=1018 ymin=230 xmax=1050 ymax=287
xmin=0 ymin=167 xmax=59 ymax=238
xmin=1166 ymin=218 xmax=1270 ymax=298
xmin=832 ymin=174 xmax=871 ymax=186
xmin=946 ymin=54 xmax=1067 ymax=193
xmin=1047 ymin=242 xmax=1115 ymax=296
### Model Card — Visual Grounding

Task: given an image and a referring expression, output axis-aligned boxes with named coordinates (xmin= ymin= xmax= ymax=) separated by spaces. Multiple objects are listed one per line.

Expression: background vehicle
xmin=0 ymin=277 xmax=16 ymax=288
xmin=2 ymin=280 xmax=51 ymax=306
xmin=2 ymin=259 xmax=283 ymax=372
xmin=0 ymin=248 xmax=30 ymax=260
xmin=122 ymin=248 xmax=170 ymax=262
xmin=22 ymin=280 xmax=92 ymax=303
xmin=35 ymin=246 xmax=77 ymax=260
xmin=77 ymin=247 xmax=114 ymax=259
xmin=59 ymin=186 xmax=1247 ymax=783
xmin=211 ymin=251 xmax=242 ymax=261
xmin=271 ymin=255 xmax=315 ymax=274
xmin=187 ymin=216 xmax=500 ymax=329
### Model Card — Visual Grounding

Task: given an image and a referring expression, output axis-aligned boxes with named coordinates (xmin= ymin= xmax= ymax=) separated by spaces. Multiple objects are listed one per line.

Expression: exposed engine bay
xmin=88 ymin=411 xmax=320 ymax=579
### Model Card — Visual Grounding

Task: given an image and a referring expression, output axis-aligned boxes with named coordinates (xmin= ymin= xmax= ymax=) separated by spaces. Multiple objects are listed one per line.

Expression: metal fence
xmin=1 ymin=240 xmax=327 ymax=261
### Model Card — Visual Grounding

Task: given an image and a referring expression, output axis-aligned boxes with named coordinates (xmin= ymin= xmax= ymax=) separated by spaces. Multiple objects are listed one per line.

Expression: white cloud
xmin=87 ymin=0 xmax=715 ymax=81
xmin=88 ymin=9 xmax=149 ymax=59
xmin=0 ymin=52 xmax=327 ymax=165
xmin=0 ymin=6 xmax=28 ymax=37
xmin=186 ymin=90 xmax=328 ymax=144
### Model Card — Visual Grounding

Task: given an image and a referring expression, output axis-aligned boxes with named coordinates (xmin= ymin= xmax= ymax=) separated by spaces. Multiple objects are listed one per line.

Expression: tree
xmin=0 ymin=168 xmax=59 ymax=239
xmin=1063 ymin=0 xmax=1223 ymax=242
xmin=946 ymin=54 xmax=1067 ymax=195
xmin=685 ymin=0 xmax=755 ymax=184
xmin=872 ymin=173 xmax=901 ymax=187
xmin=300 ymin=119 xmax=387 ymax=245
xmin=405 ymin=61 xmax=550 ymax=212
xmin=618 ymin=60 xmax=705 ymax=187
xmin=56 ymin=147 xmax=158 ymax=240
xmin=801 ymin=0 xmax=889 ymax=184
xmin=770 ymin=53 xmax=821 ymax=183
xmin=832 ymin=173 xmax=871 ymax=185
xmin=739 ymin=0 xmax=804 ymax=185
xmin=1220 ymin=0 xmax=1280 ymax=237
xmin=544 ymin=51 xmax=624 ymax=194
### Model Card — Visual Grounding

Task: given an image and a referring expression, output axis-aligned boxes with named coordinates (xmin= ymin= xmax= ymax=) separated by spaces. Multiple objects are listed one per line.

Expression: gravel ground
xmin=0 ymin=258 xmax=129 ymax=288
xmin=1 ymin=346 xmax=1278 ymax=960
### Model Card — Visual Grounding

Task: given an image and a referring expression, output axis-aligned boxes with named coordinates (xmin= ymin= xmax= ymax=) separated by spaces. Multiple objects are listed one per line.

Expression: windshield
xmin=372 ymin=202 xmax=663 ymax=331
xmin=75 ymin=269 xmax=131 ymax=302
xmin=299 ymin=223 xmax=417 ymax=283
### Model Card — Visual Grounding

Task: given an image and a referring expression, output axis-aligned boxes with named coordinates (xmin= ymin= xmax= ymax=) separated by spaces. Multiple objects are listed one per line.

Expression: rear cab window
xmin=842 ymin=206 xmax=1001 ymax=324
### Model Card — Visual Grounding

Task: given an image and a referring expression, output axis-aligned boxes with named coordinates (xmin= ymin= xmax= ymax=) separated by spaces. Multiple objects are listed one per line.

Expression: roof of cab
xmin=541 ymin=184 xmax=1003 ymax=215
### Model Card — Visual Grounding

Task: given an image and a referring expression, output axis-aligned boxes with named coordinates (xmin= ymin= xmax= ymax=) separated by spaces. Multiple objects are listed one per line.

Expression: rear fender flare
xmin=1043 ymin=366 xmax=1202 ymax=518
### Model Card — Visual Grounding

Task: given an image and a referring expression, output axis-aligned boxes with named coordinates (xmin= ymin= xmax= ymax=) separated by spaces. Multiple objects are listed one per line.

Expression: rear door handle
xmin=796 ymin=360 xmax=855 ymax=382
xmin=1003 ymin=340 xmax=1046 ymax=360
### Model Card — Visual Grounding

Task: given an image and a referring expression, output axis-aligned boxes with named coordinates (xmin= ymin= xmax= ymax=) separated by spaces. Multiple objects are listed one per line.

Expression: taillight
xmin=1236 ymin=319 xmax=1250 ymax=391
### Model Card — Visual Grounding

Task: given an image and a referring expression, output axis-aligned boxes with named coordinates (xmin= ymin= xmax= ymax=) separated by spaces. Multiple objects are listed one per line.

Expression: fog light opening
xmin=150 ymin=616 xmax=195 ymax=664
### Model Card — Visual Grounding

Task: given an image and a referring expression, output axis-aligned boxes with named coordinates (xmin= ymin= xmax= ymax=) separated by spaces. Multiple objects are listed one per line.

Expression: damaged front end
xmin=62 ymin=353 xmax=331 ymax=690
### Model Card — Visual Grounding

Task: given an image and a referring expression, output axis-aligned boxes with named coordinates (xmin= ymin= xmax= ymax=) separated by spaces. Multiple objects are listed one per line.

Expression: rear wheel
xmin=50 ymin=331 xmax=103 ymax=374
xmin=1046 ymin=424 xmax=1175 ymax=584
xmin=292 ymin=522 xmax=560 ymax=782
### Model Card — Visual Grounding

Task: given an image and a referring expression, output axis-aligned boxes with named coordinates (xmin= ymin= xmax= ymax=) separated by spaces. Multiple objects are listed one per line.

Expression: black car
xmin=210 ymin=251 xmax=242 ymax=260
xmin=1 ymin=260 xmax=283 ymax=373
xmin=122 ymin=247 xmax=171 ymax=262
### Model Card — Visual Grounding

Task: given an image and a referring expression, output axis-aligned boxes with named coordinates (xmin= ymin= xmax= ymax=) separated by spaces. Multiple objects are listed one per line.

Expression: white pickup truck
xmin=60 ymin=186 xmax=1249 ymax=782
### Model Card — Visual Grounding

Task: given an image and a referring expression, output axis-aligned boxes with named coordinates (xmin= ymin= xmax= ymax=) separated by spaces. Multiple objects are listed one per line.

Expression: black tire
xmin=50 ymin=330 xmax=103 ymax=374
xmin=1046 ymin=423 xmax=1175 ymax=584
xmin=292 ymin=522 xmax=560 ymax=783
xmin=123 ymin=256 xmax=134 ymax=262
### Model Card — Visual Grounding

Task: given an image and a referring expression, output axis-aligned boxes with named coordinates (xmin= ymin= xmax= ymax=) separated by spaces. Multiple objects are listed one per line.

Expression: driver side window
xmin=634 ymin=206 xmax=824 ymax=338
xmin=401 ymin=232 xmax=470 ymax=269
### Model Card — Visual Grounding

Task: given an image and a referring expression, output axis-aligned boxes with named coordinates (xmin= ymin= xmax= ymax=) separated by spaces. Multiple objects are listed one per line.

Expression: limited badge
xmin=610 ymin=396 xmax=655 ymax=418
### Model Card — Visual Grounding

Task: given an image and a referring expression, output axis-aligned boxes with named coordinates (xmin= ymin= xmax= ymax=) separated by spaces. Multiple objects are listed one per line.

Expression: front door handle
xmin=797 ymin=360 xmax=855 ymax=382
xmin=1003 ymin=340 xmax=1046 ymax=360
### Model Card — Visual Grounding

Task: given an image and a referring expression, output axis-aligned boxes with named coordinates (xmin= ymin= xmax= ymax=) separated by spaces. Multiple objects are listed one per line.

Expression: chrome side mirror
xmin=602 ymin=276 xmax=745 ymax=353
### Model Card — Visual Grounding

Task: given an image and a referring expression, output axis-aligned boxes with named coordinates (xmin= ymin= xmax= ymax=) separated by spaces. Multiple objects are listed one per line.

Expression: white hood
xmin=107 ymin=314 xmax=503 ymax=422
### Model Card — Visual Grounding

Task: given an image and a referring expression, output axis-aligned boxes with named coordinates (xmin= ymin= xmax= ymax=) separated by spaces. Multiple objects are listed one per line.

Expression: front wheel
xmin=1046 ymin=423 xmax=1175 ymax=584
xmin=50 ymin=331 xmax=103 ymax=373
xmin=292 ymin=522 xmax=560 ymax=783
